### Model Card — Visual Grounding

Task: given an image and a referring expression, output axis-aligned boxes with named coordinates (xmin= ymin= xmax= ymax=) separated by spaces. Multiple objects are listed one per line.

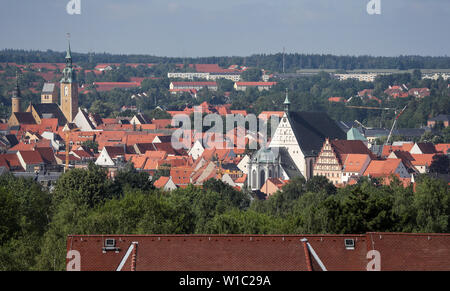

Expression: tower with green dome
xmin=60 ymin=35 xmax=78 ymax=122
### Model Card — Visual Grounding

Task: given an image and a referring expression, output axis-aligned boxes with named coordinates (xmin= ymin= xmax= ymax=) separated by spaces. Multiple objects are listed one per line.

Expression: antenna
xmin=283 ymin=47 xmax=285 ymax=73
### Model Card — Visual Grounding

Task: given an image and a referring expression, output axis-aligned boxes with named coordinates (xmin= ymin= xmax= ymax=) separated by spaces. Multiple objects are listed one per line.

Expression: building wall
xmin=313 ymin=139 xmax=342 ymax=185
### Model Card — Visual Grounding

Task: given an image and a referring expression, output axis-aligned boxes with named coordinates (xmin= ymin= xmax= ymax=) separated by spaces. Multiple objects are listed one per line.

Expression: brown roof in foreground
xmin=67 ymin=232 xmax=450 ymax=271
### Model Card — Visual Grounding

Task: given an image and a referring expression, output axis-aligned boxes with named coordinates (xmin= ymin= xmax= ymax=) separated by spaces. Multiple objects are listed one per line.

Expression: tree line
xmin=0 ymin=163 xmax=448 ymax=270
xmin=2 ymin=49 xmax=450 ymax=71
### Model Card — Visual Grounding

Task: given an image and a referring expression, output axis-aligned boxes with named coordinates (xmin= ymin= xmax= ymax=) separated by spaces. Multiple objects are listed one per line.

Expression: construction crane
xmin=385 ymin=105 xmax=408 ymax=146
xmin=345 ymin=105 xmax=396 ymax=111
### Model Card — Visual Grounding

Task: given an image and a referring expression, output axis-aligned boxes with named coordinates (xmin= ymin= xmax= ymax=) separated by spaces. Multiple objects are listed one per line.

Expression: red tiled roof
xmin=170 ymin=166 xmax=194 ymax=186
xmin=66 ymin=233 xmax=450 ymax=271
xmin=410 ymin=154 xmax=436 ymax=166
xmin=435 ymin=144 xmax=450 ymax=154
xmin=363 ymin=159 xmax=402 ymax=177
xmin=153 ymin=176 xmax=170 ymax=189
xmin=328 ymin=97 xmax=346 ymax=103
xmin=235 ymin=82 xmax=277 ymax=87
xmin=18 ymin=150 xmax=44 ymax=165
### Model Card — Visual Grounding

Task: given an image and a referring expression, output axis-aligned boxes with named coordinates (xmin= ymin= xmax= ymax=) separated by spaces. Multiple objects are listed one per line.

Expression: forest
xmin=2 ymin=49 xmax=450 ymax=71
xmin=0 ymin=163 xmax=448 ymax=270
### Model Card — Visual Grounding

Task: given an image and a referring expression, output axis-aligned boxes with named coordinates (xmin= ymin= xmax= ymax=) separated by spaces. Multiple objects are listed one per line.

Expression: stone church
xmin=8 ymin=39 xmax=78 ymax=127
xmin=248 ymin=91 xmax=345 ymax=191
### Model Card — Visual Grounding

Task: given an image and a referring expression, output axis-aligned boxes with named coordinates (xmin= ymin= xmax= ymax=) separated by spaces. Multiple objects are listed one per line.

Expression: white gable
xmin=409 ymin=143 xmax=423 ymax=154
xmin=73 ymin=109 xmax=96 ymax=131
xmin=237 ymin=155 xmax=250 ymax=174
xmin=95 ymin=147 xmax=115 ymax=166
xmin=188 ymin=140 xmax=205 ymax=160
xmin=269 ymin=113 xmax=307 ymax=177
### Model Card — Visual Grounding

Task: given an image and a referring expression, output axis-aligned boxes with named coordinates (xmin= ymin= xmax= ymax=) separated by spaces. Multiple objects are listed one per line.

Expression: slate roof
xmin=13 ymin=112 xmax=36 ymax=125
xmin=32 ymin=103 xmax=67 ymax=126
xmin=288 ymin=111 xmax=346 ymax=157
xmin=42 ymin=83 xmax=56 ymax=94
xmin=429 ymin=114 xmax=450 ymax=122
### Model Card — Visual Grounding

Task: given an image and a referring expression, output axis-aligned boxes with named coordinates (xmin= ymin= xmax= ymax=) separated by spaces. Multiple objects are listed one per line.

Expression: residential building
xmin=234 ymin=82 xmax=277 ymax=91
xmin=313 ymin=139 xmax=373 ymax=185
xmin=427 ymin=114 xmax=450 ymax=128
xmin=153 ymin=176 xmax=177 ymax=191
xmin=170 ymin=81 xmax=218 ymax=91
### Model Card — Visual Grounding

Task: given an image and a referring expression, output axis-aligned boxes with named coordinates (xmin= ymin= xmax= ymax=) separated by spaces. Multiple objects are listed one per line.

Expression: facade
xmin=313 ymin=139 xmax=373 ymax=185
xmin=170 ymin=81 xmax=218 ymax=91
xmin=234 ymin=82 xmax=277 ymax=91
xmin=335 ymin=73 xmax=378 ymax=82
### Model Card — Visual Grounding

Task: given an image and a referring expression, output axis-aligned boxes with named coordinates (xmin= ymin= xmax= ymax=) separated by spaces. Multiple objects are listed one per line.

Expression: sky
xmin=0 ymin=0 xmax=449 ymax=57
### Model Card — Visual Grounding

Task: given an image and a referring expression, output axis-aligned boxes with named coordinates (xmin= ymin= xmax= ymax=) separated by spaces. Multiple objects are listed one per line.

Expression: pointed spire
xmin=12 ymin=69 xmax=21 ymax=99
xmin=65 ymin=33 xmax=73 ymax=67
xmin=283 ymin=88 xmax=290 ymax=113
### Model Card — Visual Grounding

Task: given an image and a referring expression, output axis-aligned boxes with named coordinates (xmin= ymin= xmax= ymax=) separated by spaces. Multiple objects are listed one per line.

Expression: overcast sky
xmin=0 ymin=0 xmax=449 ymax=57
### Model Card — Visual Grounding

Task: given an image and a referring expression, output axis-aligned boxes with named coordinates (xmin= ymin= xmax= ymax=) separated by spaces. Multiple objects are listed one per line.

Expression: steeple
xmin=65 ymin=38 xmax=73 ymax=67
xmin=61 ymin=33 xmax=76 ymax=83
xmin=283 ymin=88 xmax=290 ymax=114
xmin=60 ymin=34 xmax=79 ymax=123
xmin=11 ymin=70 xmax=21 ymax=113
xmin=12 ymin=70 xmax=21 ymax=99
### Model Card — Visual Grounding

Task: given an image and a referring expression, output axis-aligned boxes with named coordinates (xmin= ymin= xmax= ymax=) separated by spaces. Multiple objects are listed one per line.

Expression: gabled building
xmin=410 ymin=142 xmax=437 ymax=155
xmin=260 ymin=178 xmax=288 ymax=197
xmin=73 ymin=108 xmax=99 ymax=131
xmin=341 ymin=154 xmax=372 ymax=184
xmin=95 ymin=145 xmax=126 ymax=167
xmin=16 ymin=150 xmax=45 ymax=172
xmin=153 ymin=176 xmax=177 ymax=191
xmin=26 ymin=103 xmax=67 ymax=126
xmin=41 ymin=83 xmax=58 ymax=104
xmin=363 ymin=159 xmax=411 ymax=180
xmin=427 ymin=114 xmax=450 ymax=128
xmin=313 ymin=139 xmax=374 ymax=185
xmin=248 ymin=92 xmax=346 ymax=191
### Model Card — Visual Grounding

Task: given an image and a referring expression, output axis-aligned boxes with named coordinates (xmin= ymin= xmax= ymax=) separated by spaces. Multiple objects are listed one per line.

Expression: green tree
xmin=413 ymin=176 xmax=449 ymax=233
xmin=241 ymin=68 xmax=262 ymax=82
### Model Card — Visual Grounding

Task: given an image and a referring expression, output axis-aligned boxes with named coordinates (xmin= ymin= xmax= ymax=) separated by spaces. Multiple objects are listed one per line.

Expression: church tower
xmin=11 ymin=71 xmax=21 ymax=114
xmin=60 ymin=37 xmax=78 ymax=122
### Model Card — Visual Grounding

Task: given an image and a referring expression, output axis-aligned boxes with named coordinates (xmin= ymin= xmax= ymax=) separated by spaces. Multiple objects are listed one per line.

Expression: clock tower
xmin=60 ymin=38 xmax=78 ymax=122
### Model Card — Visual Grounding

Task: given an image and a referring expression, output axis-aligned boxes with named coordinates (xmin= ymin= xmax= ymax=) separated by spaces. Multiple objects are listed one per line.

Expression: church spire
xmin=61 ymin=33 xmax=76 ymax=83
xmin=283 ymin=88 xmax=290 ymax=113
xmin=13 ymin=69 xmax=21 ymax=99
xmin=11 ymin=70 xmax=21 ymax=114
xmin=65 ymin=33 xmax=73 ymax=68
